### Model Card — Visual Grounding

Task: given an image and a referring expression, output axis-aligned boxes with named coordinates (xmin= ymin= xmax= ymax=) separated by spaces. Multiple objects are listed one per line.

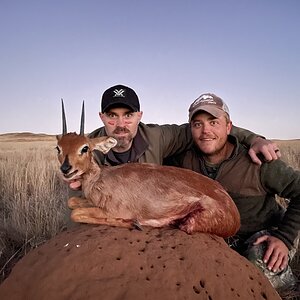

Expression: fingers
xmin=279 ymin=253 xmax=289 ymax=271
xmin=254 ymin=235 xmax=289 ymax=272
xmin=263 ymin=242 xmax=275 ymax=267
xmin=273 ymin=144 xmax=281 ymax=159
xmin=253 ymin=235 xmax=268 ymax=245
xmin=273 ymin=252 xmax=288 ymax=272
xmin=259 ymin=145 xmax=277 ymax=162
xmin=265 ymin=142 xmax=281 ymax=160
xmin=275 ymin=149 xmax=281 ymax=158
xmin=248 ymin=149 xmax=262 ymax=165
xmin=249 ymin=138 xmax=281 ymax=164
xmin=264 ymin=246 xmax=289 ymax=272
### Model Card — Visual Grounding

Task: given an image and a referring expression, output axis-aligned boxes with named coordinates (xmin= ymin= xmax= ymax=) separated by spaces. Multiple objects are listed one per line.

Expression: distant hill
xmin=1 ymin=132 xmax=299 ymax=141
xmin=1 ymin=132 xmax=299 ymax=144
xmin=273 ymin=139 xmax=300 ymax=143
xmin=0 ymin=132 xmax=56 ymax=142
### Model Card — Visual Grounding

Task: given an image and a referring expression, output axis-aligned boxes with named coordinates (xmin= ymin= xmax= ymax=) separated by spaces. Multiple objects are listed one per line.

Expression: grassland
xmin=0 ymin=133 xmax=69 ymax=282
xmin=0 ymin=133 xmax=299 ymax=290
xmin=274 ymin=139 xmax=300 ymax=170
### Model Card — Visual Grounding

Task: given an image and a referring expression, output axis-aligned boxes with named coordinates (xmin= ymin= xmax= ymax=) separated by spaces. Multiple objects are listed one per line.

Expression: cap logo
xmin=200 ymin=94 xmax=213 ymax=100
xmin=192 ymin=94 xmax=215 ymax=108
xmin=113 ymin=89 xmax=125 ymax=98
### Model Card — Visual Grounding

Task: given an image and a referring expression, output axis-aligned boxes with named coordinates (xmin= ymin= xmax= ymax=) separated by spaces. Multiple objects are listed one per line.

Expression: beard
xmin=196 ymin=135 xmax=227 ymax=156
xmin=112 ymin=127 xmax=134 ymax=150
xmin=115 ymin=135 xmax=133 ymax=149
xmin=205 ymin=142 xmax=227 ymax=157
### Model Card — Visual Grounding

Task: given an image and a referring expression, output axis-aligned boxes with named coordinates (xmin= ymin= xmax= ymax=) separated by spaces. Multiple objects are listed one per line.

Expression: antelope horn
xmin=80 ymin=101 xmax=85 ymax=136
xmin=61 ymin=98 xmax=67 ymax=135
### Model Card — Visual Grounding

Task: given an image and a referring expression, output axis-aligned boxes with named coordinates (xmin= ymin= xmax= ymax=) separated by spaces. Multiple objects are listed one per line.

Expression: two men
xmin=69 ymin=84 xmax=294 ymax=293
xmin=88 ymin=84 xmax=279 ymax=166
xmin=168 ymin=93 xmax=300 ymax=294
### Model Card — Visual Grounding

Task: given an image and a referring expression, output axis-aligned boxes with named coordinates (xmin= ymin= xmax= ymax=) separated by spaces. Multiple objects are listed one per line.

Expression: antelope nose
xmin=60 ymin=163 xmax=72 ymax=174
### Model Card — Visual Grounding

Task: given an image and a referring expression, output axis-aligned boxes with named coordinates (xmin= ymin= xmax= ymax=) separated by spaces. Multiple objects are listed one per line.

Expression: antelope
xmin=56 ymin=101 xmax=240 ymax=238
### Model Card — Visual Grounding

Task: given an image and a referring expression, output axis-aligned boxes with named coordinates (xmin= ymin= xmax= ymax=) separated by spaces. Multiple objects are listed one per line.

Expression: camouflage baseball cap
xmin=188 ymin=93 xmax=230 ymax=122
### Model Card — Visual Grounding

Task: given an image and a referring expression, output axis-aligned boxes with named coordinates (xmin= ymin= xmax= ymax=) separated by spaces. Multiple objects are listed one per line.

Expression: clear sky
xmin=1 ymin=0 xmax=299 ymax=139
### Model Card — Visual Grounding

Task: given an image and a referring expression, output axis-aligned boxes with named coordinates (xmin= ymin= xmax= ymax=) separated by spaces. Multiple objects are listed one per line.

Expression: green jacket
xmin=170 ymin=135 xmax=300 ymax=249
xmin=88 ymin=122 xmax=258 ymax=166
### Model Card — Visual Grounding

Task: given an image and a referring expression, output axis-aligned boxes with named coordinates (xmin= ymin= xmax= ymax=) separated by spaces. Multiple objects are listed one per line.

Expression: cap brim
xmin=189 ymin=105 xmax=225 ymax=122
xmin=102 ymin=102 xmax=138 ymax=113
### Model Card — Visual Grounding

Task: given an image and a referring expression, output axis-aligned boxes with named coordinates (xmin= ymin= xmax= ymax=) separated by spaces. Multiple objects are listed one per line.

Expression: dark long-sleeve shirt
xmin=167 ymin=135 xmax=300 ymax=249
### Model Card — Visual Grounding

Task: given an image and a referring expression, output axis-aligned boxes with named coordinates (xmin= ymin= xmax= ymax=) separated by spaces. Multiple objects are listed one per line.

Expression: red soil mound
xmin=0 ymin=225 xmax=280 ymax=300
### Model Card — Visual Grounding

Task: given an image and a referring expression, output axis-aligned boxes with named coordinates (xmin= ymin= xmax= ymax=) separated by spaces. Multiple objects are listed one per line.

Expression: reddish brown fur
xmin=57 ymin=133 xmax=240 ymax=237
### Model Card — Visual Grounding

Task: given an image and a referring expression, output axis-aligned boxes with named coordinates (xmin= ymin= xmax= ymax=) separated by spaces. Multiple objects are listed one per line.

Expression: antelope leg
xmin=68 ymin=197 xmax=93 ymax=209
xmin=71 ymin=207 xmax=137 ymax=229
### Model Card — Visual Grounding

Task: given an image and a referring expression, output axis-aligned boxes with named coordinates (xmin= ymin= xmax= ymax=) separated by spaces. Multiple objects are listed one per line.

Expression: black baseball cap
xmin=101 ymin=84 xmax=140 ymax=113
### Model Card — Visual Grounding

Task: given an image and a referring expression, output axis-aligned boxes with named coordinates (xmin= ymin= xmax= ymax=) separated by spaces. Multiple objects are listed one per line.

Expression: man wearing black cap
xmin=88 ymin=84 xmax=280 ymax=167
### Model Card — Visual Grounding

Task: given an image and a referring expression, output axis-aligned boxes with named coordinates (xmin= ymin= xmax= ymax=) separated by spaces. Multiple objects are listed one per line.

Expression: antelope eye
xmin=55 ymin=146 xmax=61 ymax=154
xmin=81 ymin=145 xmax=89 ymax=154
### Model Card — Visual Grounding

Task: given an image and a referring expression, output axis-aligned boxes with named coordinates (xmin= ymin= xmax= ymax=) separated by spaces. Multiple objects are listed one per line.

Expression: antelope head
xmin=56 ymin=100 xmax=117 ymax=183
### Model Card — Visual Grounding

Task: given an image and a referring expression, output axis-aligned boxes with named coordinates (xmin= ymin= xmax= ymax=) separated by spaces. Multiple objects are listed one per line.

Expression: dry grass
xmin=0 ymin=134 xmax=299 ymax=294
xmin=0 ymin=133 xmax=69 ymax=282
xmin=274 ymin=139 xmax=300 ymax=170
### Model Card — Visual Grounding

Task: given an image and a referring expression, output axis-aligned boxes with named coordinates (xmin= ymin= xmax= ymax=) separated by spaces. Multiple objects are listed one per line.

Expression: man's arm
xmin=256 ymin=160 xmax=300 ymax=271
xmin=150 ymin=123 xmax=193 ymax=158
xmin=231 ymin=125 xmax=281 ymax=165
xmin=261 ymin=160 xmax=300 ymax=249
xmin=161 ymin=123 xmax=281 ymax=165
xmin=89 ymin=124 xmax=280 ymax=165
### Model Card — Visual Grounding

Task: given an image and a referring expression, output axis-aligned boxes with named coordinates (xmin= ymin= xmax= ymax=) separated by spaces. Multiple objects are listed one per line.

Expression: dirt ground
xmin=0 ymin=225 xmax=281 ymax=300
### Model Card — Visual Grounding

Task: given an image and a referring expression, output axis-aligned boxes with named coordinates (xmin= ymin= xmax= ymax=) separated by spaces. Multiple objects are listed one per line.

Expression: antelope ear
xmin=93 ymin=137 xmax=117 ymax=154
xmin=56 ymin=134 xmax=62 ymax=141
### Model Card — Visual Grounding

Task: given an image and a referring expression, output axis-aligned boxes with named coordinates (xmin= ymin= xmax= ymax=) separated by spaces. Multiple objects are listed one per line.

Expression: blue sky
xmin=0 ymin=0 xmax=299 ymax=139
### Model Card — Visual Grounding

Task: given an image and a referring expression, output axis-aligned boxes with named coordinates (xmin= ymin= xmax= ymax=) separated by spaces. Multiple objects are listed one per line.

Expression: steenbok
xmin=56 ymin=101 xmax=240 ymax=237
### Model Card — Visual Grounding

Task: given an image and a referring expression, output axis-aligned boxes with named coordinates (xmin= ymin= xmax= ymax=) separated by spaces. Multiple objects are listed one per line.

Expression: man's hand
xmin=248 ymin=137 xmax=281 ymax=165
xmin=253 ymin=235 xmax=289 ymax=272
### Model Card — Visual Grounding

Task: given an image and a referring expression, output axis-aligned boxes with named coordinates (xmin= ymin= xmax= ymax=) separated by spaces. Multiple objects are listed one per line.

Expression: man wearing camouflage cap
xmin=167 ymin=92 xmax=300 ymax=295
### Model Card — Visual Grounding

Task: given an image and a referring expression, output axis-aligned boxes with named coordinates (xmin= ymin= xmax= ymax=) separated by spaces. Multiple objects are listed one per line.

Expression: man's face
xmin=191 ymin=111 xmax=232 ymax=157
xmin=99 ymin=107 xmax=143 ymax=152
